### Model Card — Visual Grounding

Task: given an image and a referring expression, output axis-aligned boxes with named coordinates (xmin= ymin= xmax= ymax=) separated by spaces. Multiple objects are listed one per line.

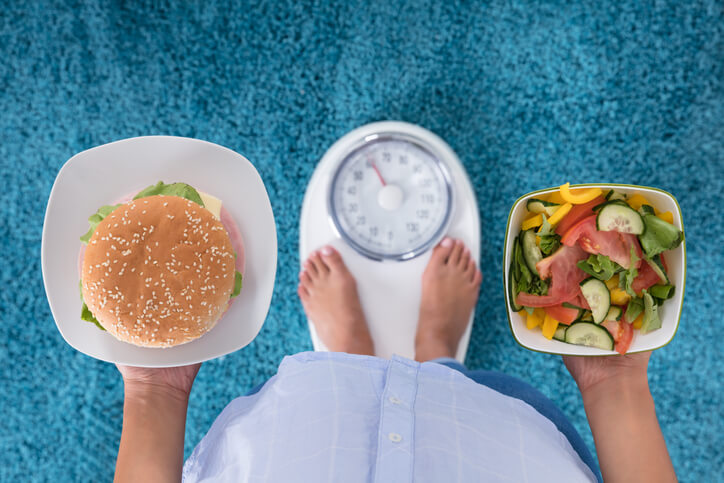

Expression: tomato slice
xmin=571 ymin=290 xmax=591 ymax=310
xmin=515 ymin=245 xmax=589 ymax=307
xmin=561 ymin=215 xmax=642 ymax=269
xmin=601 ymin=319 xmax=634 ymax=354
xmin=554 ymin=196 xmax=606 ymax=236
xmin=632 ymin=259 xmax=661 ymax=294
xmin=615 ymin=321 xmax=633 ymax=354
xmin=544 ymin=304 xmax=579 ymax=325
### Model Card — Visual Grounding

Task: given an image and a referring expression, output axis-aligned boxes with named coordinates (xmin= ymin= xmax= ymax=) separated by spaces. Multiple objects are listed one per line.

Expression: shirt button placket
xmin=374 ymin=356 xmax=420 ymax=483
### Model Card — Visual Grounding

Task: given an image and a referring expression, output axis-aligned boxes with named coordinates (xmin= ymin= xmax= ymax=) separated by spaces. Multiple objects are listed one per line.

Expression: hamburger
xmin=78 ymin=181 xmax=244 ymax=348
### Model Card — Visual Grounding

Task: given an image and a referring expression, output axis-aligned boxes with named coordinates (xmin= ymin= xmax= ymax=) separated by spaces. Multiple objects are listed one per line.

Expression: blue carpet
xmin=1 ymin=0 xmax=722 ymax=480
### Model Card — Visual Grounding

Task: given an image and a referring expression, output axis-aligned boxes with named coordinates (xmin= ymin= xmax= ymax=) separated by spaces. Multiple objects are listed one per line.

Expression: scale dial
xmin=329 ymin=133 xmax=453 ymax=261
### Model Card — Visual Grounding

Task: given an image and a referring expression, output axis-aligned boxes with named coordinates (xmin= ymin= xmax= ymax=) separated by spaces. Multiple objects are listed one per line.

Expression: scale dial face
xmin=329 ymin=134 xmax=453 ymax=261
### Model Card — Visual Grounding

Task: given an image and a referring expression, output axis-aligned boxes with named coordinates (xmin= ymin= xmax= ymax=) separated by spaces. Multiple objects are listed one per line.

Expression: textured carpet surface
xmin=1 ymin=0 xmax=722 ymax=481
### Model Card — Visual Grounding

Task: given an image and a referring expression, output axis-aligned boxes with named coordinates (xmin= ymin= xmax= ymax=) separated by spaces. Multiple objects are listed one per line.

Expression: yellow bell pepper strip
xmin=526 ymin=309 xmax=543 ymax=329
xmin=605 ymin=274 xmax=620 ymax=291
xmin=547 ymin=203 xmax=572 ymax=225
xmin=541 ymin=314 xmax=559 ymax=340
xmin=547 ymin=190 xmax=566 ymax=204
xmin=610 ymin=287 xmax=631 ymax=305
xmin=521 ymin=214 xmax=543 ymax=230
xmin=656 ymin=211 xmax=674 ymax=224
xmin=626 ymin=193 xmax=653 ymax=211
xmin=632 ymin=312 xmax=644 ymax=330
xmin=559 ymin=183 xmax=603 ymax=205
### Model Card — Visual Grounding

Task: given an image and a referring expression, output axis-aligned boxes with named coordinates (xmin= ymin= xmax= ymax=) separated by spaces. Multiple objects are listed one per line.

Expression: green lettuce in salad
xmin=536 ymin=215 xmax=561 ymax=256
xmin=618 ymin=246 xmax=640 ymax=297
xmin=514 ymin=238 xmax=548 ymax=296
xmin=637 ymin=211 xmax=683 ymax=258
xmin=577 ymin=254 xmax=622 ymax=281
xmin=640 ymin=290 xmax=662 ymax=334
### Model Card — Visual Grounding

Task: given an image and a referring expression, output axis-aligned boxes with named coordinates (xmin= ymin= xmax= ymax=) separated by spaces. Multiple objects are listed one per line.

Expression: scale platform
xmin=299 ymin=121 xmax=480 ymax=362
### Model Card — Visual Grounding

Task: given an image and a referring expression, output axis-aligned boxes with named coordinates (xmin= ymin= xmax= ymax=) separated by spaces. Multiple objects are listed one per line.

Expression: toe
xmin=473 ymin=268 xmax=483 ymax=286
xmin=449 ymin=240 xmax=464 ymax=265
xmin=459 ymin=247 xmax=471 ymax=269
xmin=297 ymin=283 xmax=310 ymax=300
xmin=303 ymin=256 xmax=318 ymax=277
xmin=320 ymin=245 xmax=346 ymax=272
xmin=465 ymin=258 xmax=477 ymax=281
xmin=430 ymin=237 xmax=455 ymax=265
xmin=310 ymin=252 xmax=329 ymax=275
xmin=300 ymin=270 xmax=314 ymax=289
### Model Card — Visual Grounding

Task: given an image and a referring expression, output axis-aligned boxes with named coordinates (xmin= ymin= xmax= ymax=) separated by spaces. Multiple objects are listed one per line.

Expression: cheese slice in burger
xmin=78 ymin=182 xmax=243 ymax=348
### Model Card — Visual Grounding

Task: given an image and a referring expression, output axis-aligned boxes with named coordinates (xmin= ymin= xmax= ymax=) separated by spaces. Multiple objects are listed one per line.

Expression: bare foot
xmin=415 ymin=238 xmax=482 ymax=362
xmin=298 ymin=246 xmax=374 ymax=355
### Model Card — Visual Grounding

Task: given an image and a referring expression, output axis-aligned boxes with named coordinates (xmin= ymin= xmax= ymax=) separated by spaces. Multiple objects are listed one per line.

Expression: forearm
xmin=582 ymin=375 xmax=676 ymax=483
xmin=115 ymin=383 xmax=190 ymax=483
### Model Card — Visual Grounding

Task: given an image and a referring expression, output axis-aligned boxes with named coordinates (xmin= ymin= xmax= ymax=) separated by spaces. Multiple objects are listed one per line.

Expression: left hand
xmin=562 ymin=351 xmax=650 ymax=396
xmin=117 ymin=363 xmax=201 ymax=399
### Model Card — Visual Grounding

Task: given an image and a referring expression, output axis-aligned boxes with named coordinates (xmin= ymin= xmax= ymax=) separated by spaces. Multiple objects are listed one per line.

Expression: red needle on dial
xmin=369 ymin=158 xmax=387 ymax=186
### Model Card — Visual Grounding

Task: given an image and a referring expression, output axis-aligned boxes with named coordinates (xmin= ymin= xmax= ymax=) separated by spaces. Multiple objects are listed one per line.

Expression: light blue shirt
xmin=183 ymin=352 xmax=596 ymax=482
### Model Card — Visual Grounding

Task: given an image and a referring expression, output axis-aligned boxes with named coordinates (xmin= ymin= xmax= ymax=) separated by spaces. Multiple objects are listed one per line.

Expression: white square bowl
xmin=41 ymin=136 xmax=277 ymax=367
xmin=503 ymin=184 xmax=686 ymax=356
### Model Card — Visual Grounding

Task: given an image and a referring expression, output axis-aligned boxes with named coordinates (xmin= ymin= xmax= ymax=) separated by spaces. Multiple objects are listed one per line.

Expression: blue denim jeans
xmin=432 ymin=357 xmax=602 ymax=482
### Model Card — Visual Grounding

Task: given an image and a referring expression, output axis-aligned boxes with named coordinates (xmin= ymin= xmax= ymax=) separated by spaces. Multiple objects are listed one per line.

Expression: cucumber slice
xmin=509 ymin=237 xmax=523 ymax=311
xmin=578 ymin=310 xmax=594 ymax=322
xmin=605 ymin=306 xmax=622 ymax=321
xmin=520 ymin=229 xmax=543 ymax=277
xmin=508 ymin=263 xmax=523 ymax=312
xmin=638 ymin=204 xmax=656 ymax=216
xmin=512 ymin=237 xmax=522 ymax=281
xmin=596 ymin=204 xmax=645 ymax=235
xmin=592 ymin=199 xmax=628 ymax=212
xmin=526 ymin=198 xmax=560 ymax=217
xmin=553 ymin=326 xmax=567 ymax=341
xmin=646 ymin=256 xmax=669 ymax=284
xmin=580 ymin=278 xmax=611 ymax=324
xmin=565 ymin=322 xmax=615 ymax=350
xmin=608 ymin=190 xmax=627 ymax=201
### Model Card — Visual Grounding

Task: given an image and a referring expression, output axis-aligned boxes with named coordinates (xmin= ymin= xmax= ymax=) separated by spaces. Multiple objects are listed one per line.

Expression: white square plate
xmin=504 ymin=184 xmax=686 ymax=356
xmin=42 ymin=136 xmax=277 ymax=367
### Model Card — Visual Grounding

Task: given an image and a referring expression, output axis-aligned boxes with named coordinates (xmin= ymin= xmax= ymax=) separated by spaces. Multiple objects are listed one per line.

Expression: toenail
xmin=321 ymin=246 xmax=333 ymax=256
xmin=441 ymin=237 xmax=453 ymax=247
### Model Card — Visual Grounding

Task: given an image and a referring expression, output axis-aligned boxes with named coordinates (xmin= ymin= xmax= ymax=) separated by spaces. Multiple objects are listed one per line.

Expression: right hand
xmin=563 ymin=351 xmax=651 ymax=394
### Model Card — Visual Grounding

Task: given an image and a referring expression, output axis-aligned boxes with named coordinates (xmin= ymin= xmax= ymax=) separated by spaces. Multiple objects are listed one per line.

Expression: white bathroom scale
xmin=300 ymin=121 xmax=480 ymax=362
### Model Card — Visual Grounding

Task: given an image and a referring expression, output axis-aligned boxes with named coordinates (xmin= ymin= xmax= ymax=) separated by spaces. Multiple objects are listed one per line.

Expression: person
xmin=114 ymin=239 xmax=677 ymax=482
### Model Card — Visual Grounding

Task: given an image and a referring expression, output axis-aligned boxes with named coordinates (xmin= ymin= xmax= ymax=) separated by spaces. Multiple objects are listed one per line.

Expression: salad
xmin=508 ymin=183 xmax=683 ymax=354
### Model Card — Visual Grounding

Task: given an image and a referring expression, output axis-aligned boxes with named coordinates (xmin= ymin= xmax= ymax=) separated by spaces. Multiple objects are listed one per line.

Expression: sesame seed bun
xmin=81 ymin=195 xmax=236 ymax=348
